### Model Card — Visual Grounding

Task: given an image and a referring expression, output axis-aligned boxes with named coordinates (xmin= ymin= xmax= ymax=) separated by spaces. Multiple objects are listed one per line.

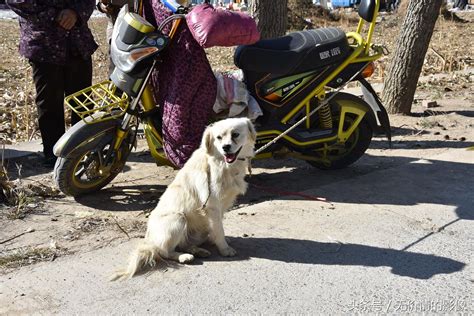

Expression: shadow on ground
xmin=2 ymin=153 xmax=52 ymax=179
xmin=198 ymin=237 xmax=466 ymax=280
xmin=68 ymin=151 xmax=473 ymax=224
xmin=245 ymin=154 xmax=473 ymax=220
xmin=74 ymin=184 xmax=166 ymax=212
xmin=371 ymin=139 xmax=473 ymax=150
xmin=2 ymin=153 xmax=132 ymax=180
xmin=242 ymin=154 xmax=473 ymax=256
xmin=409 ymin=110 xmax=474 ymax=118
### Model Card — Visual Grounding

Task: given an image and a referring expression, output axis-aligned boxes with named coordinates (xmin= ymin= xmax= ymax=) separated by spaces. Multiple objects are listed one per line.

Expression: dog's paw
xmin=219 ymin=246 xmax=237 ymax=257
xmin=185 ymin=246 xmax=211 ymax=258
xmin=178 ymin=253 xmax=195 ymax=263
xmin=194 ymin=248 xmax=211 ymax=258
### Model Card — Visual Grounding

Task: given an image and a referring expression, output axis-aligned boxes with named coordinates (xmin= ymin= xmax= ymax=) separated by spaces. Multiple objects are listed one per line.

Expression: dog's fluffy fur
xmin=112 ymin=118 xmax=256 ymax=280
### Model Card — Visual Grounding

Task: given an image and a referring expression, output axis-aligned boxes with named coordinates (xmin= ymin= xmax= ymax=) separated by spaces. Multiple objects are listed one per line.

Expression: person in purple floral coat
xmin=143 ymin=0 xmax=217 ymax=168
xmin=7 ymin=0 xmax=98 ymax=167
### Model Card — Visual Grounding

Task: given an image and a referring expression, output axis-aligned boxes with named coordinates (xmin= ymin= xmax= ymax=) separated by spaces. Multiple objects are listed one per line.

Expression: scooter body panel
xmin=254 ymin=92 xmax=379 ymax=151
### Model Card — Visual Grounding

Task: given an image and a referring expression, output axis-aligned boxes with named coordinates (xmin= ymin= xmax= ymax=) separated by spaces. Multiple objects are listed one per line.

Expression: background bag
xmin=186 ymin=4 xmax=260 ymax=48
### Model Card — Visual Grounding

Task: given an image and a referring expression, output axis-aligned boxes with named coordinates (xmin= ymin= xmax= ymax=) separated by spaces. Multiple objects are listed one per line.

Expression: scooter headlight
xmin=111 ymin=5 xmax=158 ymax=73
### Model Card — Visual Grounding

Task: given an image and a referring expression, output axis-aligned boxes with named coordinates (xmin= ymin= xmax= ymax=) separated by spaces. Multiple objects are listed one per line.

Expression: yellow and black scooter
xmin=53 ymin=0 xmax=391 ymax=196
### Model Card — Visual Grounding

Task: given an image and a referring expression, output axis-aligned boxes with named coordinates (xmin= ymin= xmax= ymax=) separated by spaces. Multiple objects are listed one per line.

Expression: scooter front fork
xmin=109 ymin=83 xmax=157 ymax=162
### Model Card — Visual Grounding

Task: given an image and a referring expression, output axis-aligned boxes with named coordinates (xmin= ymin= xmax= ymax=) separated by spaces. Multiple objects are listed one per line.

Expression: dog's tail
xmin=110 ymin=241 xmax=161 ymax=281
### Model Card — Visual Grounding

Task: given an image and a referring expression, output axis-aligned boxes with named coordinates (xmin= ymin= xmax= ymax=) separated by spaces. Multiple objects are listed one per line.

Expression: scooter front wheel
xmin=53 ymin=134 xmax=130 ymax=197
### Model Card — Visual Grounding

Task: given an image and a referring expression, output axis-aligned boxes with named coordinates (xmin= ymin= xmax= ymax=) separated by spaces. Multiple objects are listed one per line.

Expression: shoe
xmin=42 ymin=156 xmax=57 ymax=169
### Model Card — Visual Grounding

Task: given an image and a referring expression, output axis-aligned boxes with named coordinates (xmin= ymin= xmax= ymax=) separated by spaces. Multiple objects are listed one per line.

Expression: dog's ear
xmin=202 ymin=125 xmax=214 ymax=154
xmin=246 ymin=119 xmax=257 ymax=142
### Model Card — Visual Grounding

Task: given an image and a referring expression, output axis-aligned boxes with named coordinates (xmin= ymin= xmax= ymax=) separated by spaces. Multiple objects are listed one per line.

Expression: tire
xmin=306 ymin=113 xmax=373 ymax=170
xmin=54 ymin=132 xmax=131 ymax=197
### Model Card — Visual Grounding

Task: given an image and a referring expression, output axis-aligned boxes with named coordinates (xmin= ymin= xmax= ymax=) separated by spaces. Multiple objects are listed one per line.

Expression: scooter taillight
xmin=362 ymin=62 xmax=375 ymax=78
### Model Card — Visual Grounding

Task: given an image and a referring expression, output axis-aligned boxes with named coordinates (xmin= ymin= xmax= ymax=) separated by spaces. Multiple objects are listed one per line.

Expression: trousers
xmin=30 ymin=57 xmax=93 ymax=158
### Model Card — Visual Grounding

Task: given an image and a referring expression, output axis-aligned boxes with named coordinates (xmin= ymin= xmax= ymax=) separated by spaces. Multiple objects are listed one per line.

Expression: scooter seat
xmin=234 ymin=27 xmax=351 ymax=75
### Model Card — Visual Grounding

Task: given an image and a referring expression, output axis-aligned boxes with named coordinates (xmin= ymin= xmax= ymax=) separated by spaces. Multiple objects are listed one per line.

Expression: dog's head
xmin=202 ymin=118 xmax=257 ymax=164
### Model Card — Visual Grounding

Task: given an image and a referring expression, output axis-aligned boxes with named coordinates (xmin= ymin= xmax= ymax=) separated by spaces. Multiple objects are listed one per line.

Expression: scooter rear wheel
xmin=306 ymin=115 xmax=373 ymax=170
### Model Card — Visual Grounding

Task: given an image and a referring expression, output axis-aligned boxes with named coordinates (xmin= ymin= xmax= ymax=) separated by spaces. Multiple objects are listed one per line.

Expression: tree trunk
xmin=382 ymin=0 xmax=443 ymax=114
xmin=249 ymin=0 xmax=288 ymax=39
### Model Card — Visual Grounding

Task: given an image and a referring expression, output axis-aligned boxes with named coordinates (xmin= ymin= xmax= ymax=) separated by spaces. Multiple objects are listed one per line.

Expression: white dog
xmin=112 ymin=118 xmax=256 ymax=280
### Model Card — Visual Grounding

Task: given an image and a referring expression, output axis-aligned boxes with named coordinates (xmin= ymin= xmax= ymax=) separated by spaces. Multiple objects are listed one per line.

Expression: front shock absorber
xmin=318 ymin=104 xmax=333 ymax=129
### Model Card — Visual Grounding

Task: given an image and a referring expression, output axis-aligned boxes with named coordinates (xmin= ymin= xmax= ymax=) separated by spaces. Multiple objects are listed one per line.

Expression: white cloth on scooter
xmin=213 ymin=70 xmax=263 ymax=121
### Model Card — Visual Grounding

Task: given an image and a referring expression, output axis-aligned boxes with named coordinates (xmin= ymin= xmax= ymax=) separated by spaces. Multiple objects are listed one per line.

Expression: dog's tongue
xmin=224 ymin=153 xmax=237 ymax=163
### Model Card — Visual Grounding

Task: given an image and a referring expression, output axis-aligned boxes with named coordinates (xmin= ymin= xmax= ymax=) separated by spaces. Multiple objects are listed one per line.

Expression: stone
xmin=422 ymin=100 xmax=438 ymax=108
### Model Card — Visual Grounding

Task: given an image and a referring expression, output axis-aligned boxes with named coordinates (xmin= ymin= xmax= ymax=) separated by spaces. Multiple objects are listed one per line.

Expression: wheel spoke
xmin=75 ymin=165 xmax=87 ymax=179
xmin=97 ymin=148 xmax=106 ymax=167
xmin=74 ymin=152 xmax=102 ymax=182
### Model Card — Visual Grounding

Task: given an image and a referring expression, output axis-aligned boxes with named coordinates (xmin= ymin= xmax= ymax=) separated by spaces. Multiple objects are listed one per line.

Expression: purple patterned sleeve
xmin=8 ymin=0 xmax=98 ymax=65
xmin=7 ymin=0 xmax=59 ymax=24
xmin=69 ymin=0 xmax=95 ymax=26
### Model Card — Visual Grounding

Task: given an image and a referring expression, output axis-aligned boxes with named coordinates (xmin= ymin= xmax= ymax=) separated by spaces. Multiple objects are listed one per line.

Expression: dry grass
xmin=0 ymin=245 xmax=66 ymax=269
xmin=418 ymin=117 xmax=442 ymax=130
xmin=1 ymin=161 xmax=60 ymax=219
xmin=1 ymin=163 xmax=31 ymax=219
xmin=0 ymin=216 xmax=145 ymax=270
xmin=72 ymin=216 xmax=146 ymax=236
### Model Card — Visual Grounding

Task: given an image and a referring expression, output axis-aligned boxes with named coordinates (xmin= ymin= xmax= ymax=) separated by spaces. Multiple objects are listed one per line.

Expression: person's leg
xmin=64 ymin=57 xmax=93 ymax=125
xmin=30 ymin=60 xmax=66 ymax=160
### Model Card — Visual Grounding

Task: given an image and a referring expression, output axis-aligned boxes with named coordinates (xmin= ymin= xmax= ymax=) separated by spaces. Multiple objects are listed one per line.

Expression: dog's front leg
xmin=208 ymin=208 xmax=236 ymax=257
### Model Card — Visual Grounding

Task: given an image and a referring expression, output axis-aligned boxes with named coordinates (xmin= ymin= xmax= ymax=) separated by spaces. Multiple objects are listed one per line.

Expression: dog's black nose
xmin=222 ymin=144 xmax=231 ymax=153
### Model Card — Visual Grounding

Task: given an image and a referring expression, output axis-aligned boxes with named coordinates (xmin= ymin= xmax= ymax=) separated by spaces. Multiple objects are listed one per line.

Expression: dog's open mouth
xmin=224 ymin=147 xmax=242 ymax=164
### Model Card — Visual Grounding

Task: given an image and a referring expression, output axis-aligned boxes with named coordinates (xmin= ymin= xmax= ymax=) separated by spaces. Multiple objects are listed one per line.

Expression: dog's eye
xmin=216 ymin=135 xmax=222 ymax=140
xmin=231 ymin=132 xmax=240 ymax=139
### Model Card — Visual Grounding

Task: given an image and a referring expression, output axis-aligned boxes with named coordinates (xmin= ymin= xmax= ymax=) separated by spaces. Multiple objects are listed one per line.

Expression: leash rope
xmin=196 ymin=164 xmax=212 ymax=213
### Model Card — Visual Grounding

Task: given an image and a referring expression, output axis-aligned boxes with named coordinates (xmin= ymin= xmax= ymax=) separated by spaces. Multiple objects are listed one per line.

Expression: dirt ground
xmin=0 ymin=11 xmax=473 ymax=273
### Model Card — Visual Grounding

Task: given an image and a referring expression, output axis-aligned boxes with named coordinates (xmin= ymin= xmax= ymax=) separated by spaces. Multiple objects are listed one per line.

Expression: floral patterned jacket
xmin=7 ymin=0 xmax=98 ymax=65
xmin=143 ymin=1 xmax=217 ymax=168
